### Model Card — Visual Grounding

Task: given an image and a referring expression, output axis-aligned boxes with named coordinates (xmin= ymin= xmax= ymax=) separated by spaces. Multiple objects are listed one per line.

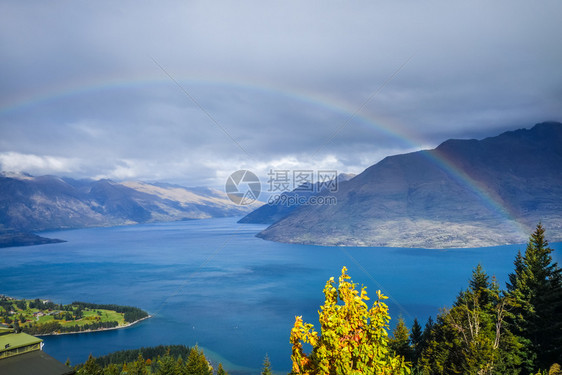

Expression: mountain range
xmin=254 ymin=122 xmax=562 ymax=248
xmin=0 ymin=174 xmax=258 ymax=247
xmin=238 ymin=172 xmax=355 ymax=224
xmin=3 ymin=121 xmax=561 ymax=249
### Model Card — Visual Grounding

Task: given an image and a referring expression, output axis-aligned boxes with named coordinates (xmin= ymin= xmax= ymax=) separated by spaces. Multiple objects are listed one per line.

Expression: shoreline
xmin=35 ymin=315 xmax=152 ymax=337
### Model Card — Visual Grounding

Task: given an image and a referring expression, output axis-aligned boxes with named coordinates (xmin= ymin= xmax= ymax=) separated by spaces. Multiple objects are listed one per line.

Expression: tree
xmin=261 ymin=354 xmax=272 ymax=375
xmin=13 ymin=318 xmax=20 ymax=333
xmin=156 ymin=354 xmax=179 ymax=375
xmin=216 ymin=363 xmax=228 ymax=375
xmin=420 ymin=265 xmax=522 ymax=374
xmin=126 ymin=353 xmax=148 ymax=375
xmin=103 ymin=364 xmax=121 ymax=375
xmin=506 ymin=223 xmax=562 ymax=372
xmin=185 ymin=345 xmax=212 ymax=375
xmin=409 ymin=318 xmax=423 ymax=364
xmin=390 ymin=316 xmax=413 ymax=363
xmin=289 ymin=266 xmax=410 ymax=374
xmin=77 ymin=354 xmax=102 ymax=375
xmin=468 ymin=264 xmax=492 ymax=306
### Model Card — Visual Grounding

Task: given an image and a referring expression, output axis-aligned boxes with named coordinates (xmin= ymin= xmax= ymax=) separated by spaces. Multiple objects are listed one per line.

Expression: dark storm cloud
xmin=1 ymin=1 xmax=561 ymax=186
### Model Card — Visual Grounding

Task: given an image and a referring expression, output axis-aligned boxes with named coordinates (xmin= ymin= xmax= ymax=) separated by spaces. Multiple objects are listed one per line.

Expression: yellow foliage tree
xmin=290 ymin=267 xmax=410 ymax=375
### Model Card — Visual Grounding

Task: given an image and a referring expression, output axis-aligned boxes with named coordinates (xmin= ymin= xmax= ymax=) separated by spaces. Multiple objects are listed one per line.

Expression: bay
xmin=0 ymin=218 xmax=559 ymax=374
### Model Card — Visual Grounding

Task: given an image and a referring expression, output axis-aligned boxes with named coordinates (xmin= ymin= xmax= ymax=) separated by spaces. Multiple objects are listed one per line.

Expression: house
xmin=0 ymin=327 xmax=74 ymax=375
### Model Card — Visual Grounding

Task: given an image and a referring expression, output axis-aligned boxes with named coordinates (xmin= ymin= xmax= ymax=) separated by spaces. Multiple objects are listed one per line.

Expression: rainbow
xmin=0 ymin=74 xmax=528 ymax=238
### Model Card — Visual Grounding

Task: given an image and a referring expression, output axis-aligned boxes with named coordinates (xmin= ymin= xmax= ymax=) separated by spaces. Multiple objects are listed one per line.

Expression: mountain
xmin=0 ymin=175 xmax=259 ymax=246
xmin=257 ymin=122 xmax=562 ymax=248
xmin=238 ymin=172 xmax=355 ymax=224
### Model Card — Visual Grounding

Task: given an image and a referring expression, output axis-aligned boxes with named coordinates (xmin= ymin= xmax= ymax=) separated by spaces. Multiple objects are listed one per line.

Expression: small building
xmin=0 ymin=327 xmax=74 ymax=375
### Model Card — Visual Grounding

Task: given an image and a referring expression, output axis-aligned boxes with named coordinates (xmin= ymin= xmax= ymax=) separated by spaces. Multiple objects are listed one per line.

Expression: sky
xmin=1 ymin=1 xmax=561 ymax=188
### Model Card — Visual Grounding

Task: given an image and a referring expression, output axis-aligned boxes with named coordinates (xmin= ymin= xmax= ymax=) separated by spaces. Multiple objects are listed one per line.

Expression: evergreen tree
xmin=77 ymin=354 xmax=102 ymax=375
xmin=409 ymin=318 xmax=423 ymax=373
xmin=156 ymin=354 xmax=180 ymax=375
xmin=421 ymin=316 xmax=434 ymax=343
xmin=469 ymin=264 xmax=492 ymax=306
xmin=185 ymin=346 xmax=212 ymax=375
xmin=103 ymin=364 xmax=121 ymax=375
xmin=13 ymin=318 xmax=20 ymax=333
xmin=506 ymin=223 xmax=562 ymax=372
xmin=414 ymin=316 xmax=433 ymax=373
xmin=390 ymin=316 xmax=413 ymax=362
xmin=216 ymin=363 xmax=228 ymax=375
xmin=198 ymin=352 xmax=212 ymax=375
xmin=420 ymin=265 xmax=522 ymax=374
xmin=126 ymin=353 xmax=148 ymax=375
xmin=176 ymin=357 xmax=186 ymax=375
xmin=261 ymin=354 xmax=272 ymax=375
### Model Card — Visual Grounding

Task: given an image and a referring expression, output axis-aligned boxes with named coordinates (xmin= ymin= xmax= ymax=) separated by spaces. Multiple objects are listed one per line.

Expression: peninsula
xmin=0 ymin=296 xmax=149 ymax=336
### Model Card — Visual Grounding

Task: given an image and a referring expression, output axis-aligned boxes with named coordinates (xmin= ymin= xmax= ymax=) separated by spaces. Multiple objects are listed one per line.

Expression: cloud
xmin=0 ymin=152 xmax=81 ymax=175
xmin=1 ymin=1 xmax=561 ymax=187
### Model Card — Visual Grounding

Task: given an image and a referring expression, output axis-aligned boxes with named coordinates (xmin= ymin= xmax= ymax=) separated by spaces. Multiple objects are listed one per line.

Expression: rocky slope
xmin=0 ymin=175 xmax=258 ymax=246
xmin=256 ymin=122 xmax=562 ymax=248
xmin=238 ymin=173 xmax=355 ymax=224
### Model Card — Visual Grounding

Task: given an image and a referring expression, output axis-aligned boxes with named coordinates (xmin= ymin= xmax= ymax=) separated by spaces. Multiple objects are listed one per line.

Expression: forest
xmin=396 ymin=223 xmax=562 ymax=375
xmin=73 ymin=345 xmax=274 ymax=375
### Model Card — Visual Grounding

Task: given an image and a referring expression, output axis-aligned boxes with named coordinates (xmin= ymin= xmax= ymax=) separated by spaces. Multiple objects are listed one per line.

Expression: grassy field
xmin=33 ymin=308 xmax=126 ymax=327
xmin=0 ymin=297 xmax=141 ymax=334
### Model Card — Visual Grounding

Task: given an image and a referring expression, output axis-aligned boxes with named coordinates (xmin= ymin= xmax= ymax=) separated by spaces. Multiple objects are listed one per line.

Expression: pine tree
xmin=216 ymin=363 xmax=228 ymax=375
xmin=127 ymin=352 xmax=148 ymax=375
xmin=409 ymin=318 xmax=423 ymax=372
xmin=198 ymin=352 xmax=212 ymax=375
xmin=469 ymin=264 xmax=492 ymax=306
xmin=261 ymin=354 xmax=272 ymax=375
xmin=416 ymin=316 xmax=435 ymax=371
xmin=185 ymin=346 xmax=212 ymax=375
xmin=420 ymin=265 xmax=522 ymax=374
xmin=506 ymin=223 xmax=562 ymax=372
xmin=390 ymin=316 xmax=413 ymax=362
xmin=156 ymin=354 xmax=179 ymax=375
xmin=103 ymin=364 xmax=121 ymax=375
xmin=77 ymin=354 xmax=102 ymax=375
xmin=176 ymin=357 xmax=186 ymax=375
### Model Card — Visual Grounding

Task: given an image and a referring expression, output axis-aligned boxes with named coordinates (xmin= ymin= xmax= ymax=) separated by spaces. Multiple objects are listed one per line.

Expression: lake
xmin=0 ymin=218 xmax=559 ymax=374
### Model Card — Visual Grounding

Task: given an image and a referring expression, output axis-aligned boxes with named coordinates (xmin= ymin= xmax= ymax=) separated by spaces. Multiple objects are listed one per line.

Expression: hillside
xmin=238 ymin=172 xmax=355 ymax=224
xmin=0 ymin=175 xmax=259 ymax=247
xmin=256 ymin=122 xmax=562 ymax=248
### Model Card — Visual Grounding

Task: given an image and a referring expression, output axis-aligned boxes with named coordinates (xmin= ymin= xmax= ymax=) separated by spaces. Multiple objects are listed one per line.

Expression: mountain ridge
xmin=238 ymin=172 xmax=355 ymax=224
xmin=256 ymin=121 xmax=562 ymax=248
xmin=0 ymin=175 xmax=259 ymax=247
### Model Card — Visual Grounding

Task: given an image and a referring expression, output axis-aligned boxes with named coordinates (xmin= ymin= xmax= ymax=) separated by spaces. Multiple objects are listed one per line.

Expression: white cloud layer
xmin=0 ymin=152 xmax=80 ymax=175
xmin=1 ymin=1 xmax=561 ymax=187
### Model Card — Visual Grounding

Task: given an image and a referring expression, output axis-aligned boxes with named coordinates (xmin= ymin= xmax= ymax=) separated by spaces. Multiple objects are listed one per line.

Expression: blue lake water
xmin=0 ymin=218 xmax=559 ymax=374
